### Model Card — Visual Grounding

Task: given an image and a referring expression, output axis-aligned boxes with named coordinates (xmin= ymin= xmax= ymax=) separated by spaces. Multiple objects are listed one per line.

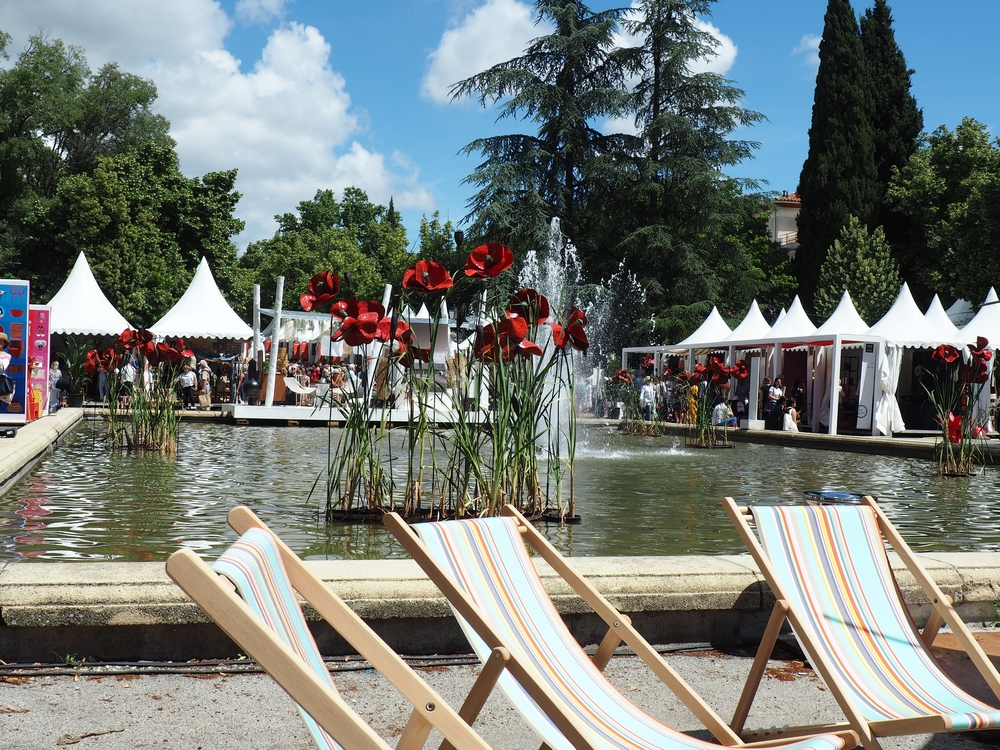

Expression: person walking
xmin=177 ymin=364 xmax=197 ymax=409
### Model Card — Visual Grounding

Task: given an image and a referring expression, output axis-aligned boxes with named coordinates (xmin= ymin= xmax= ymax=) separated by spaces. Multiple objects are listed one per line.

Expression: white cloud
xmin=0 ymin=0 xmax=435 ymax=245
xmin=793 ymin=34 xmax=821 ymax=70
xmin=235 ymin=0 xmax=288 ymax=25
xmin=690 ymin=19 xmax=737 ymax=75
xmin=422 ymin=0 xmax=541 ymax=104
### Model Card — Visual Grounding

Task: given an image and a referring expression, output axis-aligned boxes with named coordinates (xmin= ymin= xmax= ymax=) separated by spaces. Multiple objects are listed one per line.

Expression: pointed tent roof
xmin=924 ymin=294 xmax=967 ymax=345
xmin=47 ymin=252 xmax=133 ymax=336
xmin=675 ymin=307 xmax=732 ymax=347
xmin=946 ymin=298 xmax=975 ymax=327
xmin=963 ymin=288 xmax=1000 ymax=345
xmin=724 ymin=300 xmax=773 ymax=343
xmin=815 ymin=291 xmax=870 ymax=336
xmin=149 ymin=257 xmax=252 ymax=340
xmin=767 ymin=296 xmax=817 ymax=340
xmin=868 ymin=283 xmax=964 ymax=347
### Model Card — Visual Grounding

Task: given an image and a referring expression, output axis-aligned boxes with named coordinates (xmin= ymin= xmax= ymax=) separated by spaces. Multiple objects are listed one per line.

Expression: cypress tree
xmin=796 ymin=0 xmax=878 ymax=309
xmin=860 ymin=0 xmax=922 ymax=243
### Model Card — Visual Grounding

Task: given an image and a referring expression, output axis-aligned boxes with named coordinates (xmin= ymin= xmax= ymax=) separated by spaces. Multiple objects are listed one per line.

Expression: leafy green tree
xmin=860 ymin=0 xmax=922 ymax=245
xmin=888 ymin=118 xmax=1000 ymax=305
xmin=452 ymin=0 xmax=630 ymax=250
xmin=796 ymin=0 xmax=878 ymax=308
xmin=814 ymin=215 xmax=900 ymax=324
xmin=0 ymin=33 xmax=172 ymax=276
xmin=239 ymin=188 xmax=405 ymax=316
xmin=22 ymin=142 xmax=244 ymax=327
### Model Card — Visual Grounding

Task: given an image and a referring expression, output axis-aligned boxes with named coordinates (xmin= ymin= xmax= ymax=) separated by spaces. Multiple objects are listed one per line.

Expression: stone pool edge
xmin=1 ymin=552 xmax=999 ymax=663
xmin=0 ymin=408 xmax=82 ymax=497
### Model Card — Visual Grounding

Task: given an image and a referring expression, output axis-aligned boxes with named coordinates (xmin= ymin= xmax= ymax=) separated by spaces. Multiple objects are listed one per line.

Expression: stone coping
xmin=3 ymin=551 xmax=999 ymax=631
xmin=0 ymin=408 xmax=82 ymax=495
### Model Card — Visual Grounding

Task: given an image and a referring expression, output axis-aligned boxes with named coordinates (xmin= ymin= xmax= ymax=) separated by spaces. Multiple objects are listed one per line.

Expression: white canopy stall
xmin=149 ymin=257 xmax=252 ymax=343
xmin=47 ymin=252 xmax=133 ymax=337
xmin=868 ymin=284 xmax=969 ymax=434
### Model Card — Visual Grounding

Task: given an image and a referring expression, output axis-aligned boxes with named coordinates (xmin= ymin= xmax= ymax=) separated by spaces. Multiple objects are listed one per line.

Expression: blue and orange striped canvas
xmin=213 ymin=528 xmax=342 ymax=750
xmin=415 ymin=516 xmax=846 ymax=750
xmin=753 ymin=504 xmax=1000 ymax=731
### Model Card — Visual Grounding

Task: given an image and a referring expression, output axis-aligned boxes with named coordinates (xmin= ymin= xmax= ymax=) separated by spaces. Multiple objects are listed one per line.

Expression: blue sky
xmin=2 ymin=0 xmax=999 ymax=250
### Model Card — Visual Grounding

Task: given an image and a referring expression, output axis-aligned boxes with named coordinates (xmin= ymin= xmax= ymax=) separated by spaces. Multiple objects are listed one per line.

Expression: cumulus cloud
xmin=690 ymin=19 xmax=737 ymax=75
xmin=0 ymin=0 xmax=435 ymax=245
xmin=235 ymin=0 xmax=289 ymax=25
xmin=422 ymin=0 xmax=541 ymax=104
xmin=793 ymin=33 xmax=821 ymax=70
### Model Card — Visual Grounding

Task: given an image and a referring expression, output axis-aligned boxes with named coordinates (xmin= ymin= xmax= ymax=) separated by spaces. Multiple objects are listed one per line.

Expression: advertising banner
xmin=28 ymin=306 xmax=51 ymax=420
xmin=0 ymin=280 xmax=30 ymax=423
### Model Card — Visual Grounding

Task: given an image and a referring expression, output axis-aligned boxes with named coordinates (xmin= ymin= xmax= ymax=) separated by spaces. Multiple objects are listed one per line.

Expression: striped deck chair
xmin=166 ymin=506 xmax=492 ymax=750
xmin=724 ymin=496 xmax=1000 ymax=750
xmin=384 ymin=505 xmax=856 ymax=750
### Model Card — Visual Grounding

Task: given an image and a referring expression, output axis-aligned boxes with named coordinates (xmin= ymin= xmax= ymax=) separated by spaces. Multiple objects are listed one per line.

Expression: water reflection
xmin=1 ymin=421 xmax=998 ymax=561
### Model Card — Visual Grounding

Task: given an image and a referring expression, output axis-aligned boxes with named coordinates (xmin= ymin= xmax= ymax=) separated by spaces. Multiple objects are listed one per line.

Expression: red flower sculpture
xmin=945 ymin=411 xmax=962 ymax=444
xmin=550 ymin=306 xmax=588 ymax=353
xmin=157 ymin=340 xmax=194 ymax=367
xmin=506 ymin=289 xmax=549 ymax=324
xmin=84 ymin=349 xmax=100 ymax=377
xmin=611 ymin=369 xmax=634 ymax=385
xmin=464 ymin=242 xmax=514 ymax=278
xmin=732 ymin=359 xmax=750 ymax=379
xmin=932 ymin=344 xmax=960 ymax=364
xmin=969 ymin=337 xmax=992 ymax=363
xmin=402 ymin=261 xmax=453 ymax=293
xmin=474 ymin=318 xmax=542 ymax=361
xmin=300 ymin=271 xmax=340 ymax=312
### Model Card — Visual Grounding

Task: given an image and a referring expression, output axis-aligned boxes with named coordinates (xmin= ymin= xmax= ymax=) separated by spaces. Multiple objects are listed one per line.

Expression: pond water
xmin=1 ymin=421 xmax=994 ymax=561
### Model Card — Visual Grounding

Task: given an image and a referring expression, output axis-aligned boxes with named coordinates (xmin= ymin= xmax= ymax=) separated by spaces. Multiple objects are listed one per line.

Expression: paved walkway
xmin=2 ymin=642 xmax=998 ymax=749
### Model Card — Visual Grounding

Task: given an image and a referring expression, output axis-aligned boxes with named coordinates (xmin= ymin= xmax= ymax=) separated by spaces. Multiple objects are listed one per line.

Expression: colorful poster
xmin=28 ymin=306 xmax=51 ymax=420
xmin=0 ymin=279 xmax=30 ymax=424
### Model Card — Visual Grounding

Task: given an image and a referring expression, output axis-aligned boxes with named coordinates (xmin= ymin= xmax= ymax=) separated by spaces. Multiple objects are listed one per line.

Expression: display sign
xmin=28 ymin=306 xmax=51 ymax=420
xmin=0 ymin=280 xmax=30 ymax=423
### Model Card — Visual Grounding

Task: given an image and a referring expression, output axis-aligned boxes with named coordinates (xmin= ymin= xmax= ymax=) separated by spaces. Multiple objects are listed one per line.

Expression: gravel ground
xmin=1 ymin=650 xmax=997 ymax=750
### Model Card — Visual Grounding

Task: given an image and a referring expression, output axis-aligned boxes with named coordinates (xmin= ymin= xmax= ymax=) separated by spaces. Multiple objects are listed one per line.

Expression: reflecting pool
xmin=1 ymin=420 xmax=995 ymax=561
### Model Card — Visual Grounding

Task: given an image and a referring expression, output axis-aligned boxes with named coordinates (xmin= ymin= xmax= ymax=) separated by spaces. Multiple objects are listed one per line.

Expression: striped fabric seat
xmin=414 ymin=516 xmax=845 ymax=750
xmin=753 ymin=504 xmax=1000 ymax=731
xmin=212 ymin=528 xmax=341 ymax=750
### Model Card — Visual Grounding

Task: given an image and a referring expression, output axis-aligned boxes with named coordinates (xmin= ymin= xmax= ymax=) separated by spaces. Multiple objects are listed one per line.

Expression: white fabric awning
xmin=815 ymin=291 xmax=870 ymax=336
xmin=868 ymin=283 xmax=967 ymax=347
xmin=150 ymin=257 xmax=252 ymax=340
xmin=962 ymin=287 xmax=1000 ymax=346
xmin=675 ymin=307 xmax=732 ymax=347
xmin=46 ymin=252 xmax=133 ymax=336
xmin=767 ymin=296 xmax=816 ymax=340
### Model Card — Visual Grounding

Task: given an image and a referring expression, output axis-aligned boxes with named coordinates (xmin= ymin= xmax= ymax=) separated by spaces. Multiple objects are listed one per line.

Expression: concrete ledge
xmin=2 ymin=551 xmax=999 ymax=662
xmin=0 ymin=408 xmax=82 ymax=495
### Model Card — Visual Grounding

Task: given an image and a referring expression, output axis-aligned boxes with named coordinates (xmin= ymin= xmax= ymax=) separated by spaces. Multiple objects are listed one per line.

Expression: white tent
xmin=675 ymin=307 xmax=732 ymax=347
xmin=868 ymin=283 xmax=964 ymax=348
xmin=924 ymin=294 xmax=968 ymax=346
xmin=150 ymin=257 xmax=252 ymax=340
xmin=767 ymin=296 xmax=816 ymax=340
xmin=47 ymin=252 xmax=133 ymax=336
xmin=724 ymin=300 xmax=773 ymax=344
xmin=963 ymin=287 xmax=1000 ymax=343
xmin=815 ymin=291 xmax=870 ymax=336
xmin=946 ymin=298 xmax=975 ymax=327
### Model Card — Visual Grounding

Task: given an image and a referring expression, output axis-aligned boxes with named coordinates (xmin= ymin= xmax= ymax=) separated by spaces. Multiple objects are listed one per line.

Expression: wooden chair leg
xmin=732 ymin=599 xmax=789 ymax=734
xmin=396 ymin=709 xmax=433 ymax=750
xmin=438 ymin=647 xmax=510 ymax=750
xmin=592 ymin=614 xmax=631 ymax=672
xmin=921 ymin=597 xmax=950 ymax=647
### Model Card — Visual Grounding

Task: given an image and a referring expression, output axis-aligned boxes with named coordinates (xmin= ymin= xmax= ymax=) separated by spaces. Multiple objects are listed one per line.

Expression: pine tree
xmin=814 ymin=215 xmax=900 ymax=324
xmin=795 ymin=0 xmax=878 ymax=309
xmin=860 ymin=0 xmax=922 ymax=242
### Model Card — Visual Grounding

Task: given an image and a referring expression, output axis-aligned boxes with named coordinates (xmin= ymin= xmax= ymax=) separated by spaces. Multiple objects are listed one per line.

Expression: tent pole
xmin=264 ymin=277 xmax=284 ymax=408
xmin=828 ymin=335 xmax=842 ymax=435
xmin=252 ymin=284 xmax=261 ymax=360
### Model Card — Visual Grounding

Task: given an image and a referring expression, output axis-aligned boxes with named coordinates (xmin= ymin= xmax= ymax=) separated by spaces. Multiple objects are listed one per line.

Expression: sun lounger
xmin=724 ymin=495 xmax=1000 ymax=750
xmin=384 ymin=505 xmax=857 ymax=750
xmin=166 ymin=506 xmax=492 ymax=750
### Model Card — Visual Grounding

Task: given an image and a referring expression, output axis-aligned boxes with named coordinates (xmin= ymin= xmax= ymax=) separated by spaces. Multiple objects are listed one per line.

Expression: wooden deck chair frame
xmin=385 ymin=505 xmax=859 ymax=750
xmin=166 ymin=506 xmax=493 ymax=750
xmin=724 ymin=495 xmax=1000 ymax=750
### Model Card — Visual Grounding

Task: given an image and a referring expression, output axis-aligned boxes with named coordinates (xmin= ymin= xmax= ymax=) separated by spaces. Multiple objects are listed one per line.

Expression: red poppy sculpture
xmin=464 ymin=242 xmax=514 ymax=278
xmin=300 ymin=271 xmax=340 ymax=312
xmin=402 ymin=261 xmax=453 ymax=293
